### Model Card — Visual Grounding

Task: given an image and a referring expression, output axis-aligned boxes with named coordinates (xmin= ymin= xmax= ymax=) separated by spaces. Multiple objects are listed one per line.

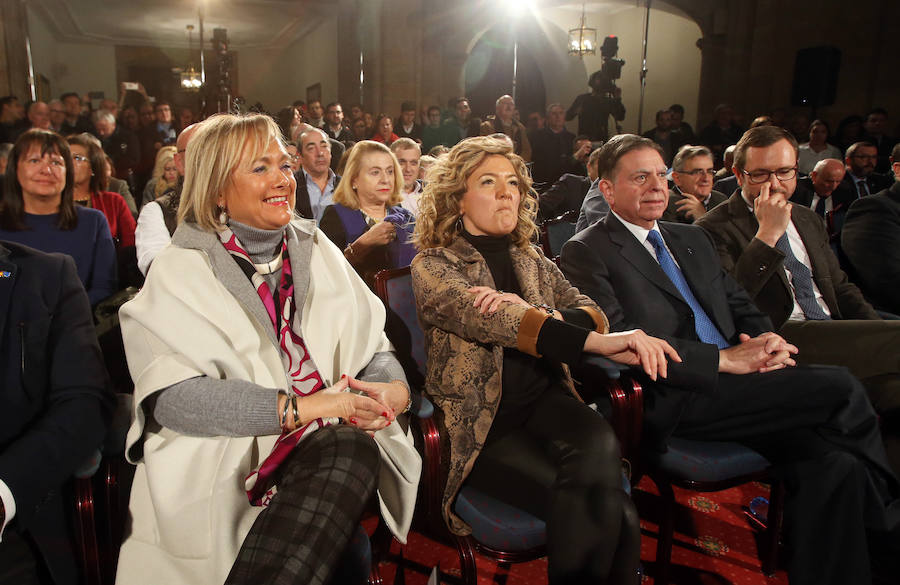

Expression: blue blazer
xmin=0 ymin=241 xmax=112 ymax=585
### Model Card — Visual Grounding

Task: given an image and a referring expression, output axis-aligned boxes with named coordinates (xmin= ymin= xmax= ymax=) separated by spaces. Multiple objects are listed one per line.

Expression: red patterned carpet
xmin=372 ymin=478 xmax=790 ymax=585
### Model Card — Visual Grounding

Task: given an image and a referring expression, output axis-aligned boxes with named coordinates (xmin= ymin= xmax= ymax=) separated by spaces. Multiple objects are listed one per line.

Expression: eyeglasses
xmin=290 ymin=154 xmax=300 ymax=162
xmin=72 ymin=154 xmax=90 ymax=164
xmin=676 ymin=168 xmax=715 ymax=178
xmin=741 ymin=166 xmax=797 ymax=184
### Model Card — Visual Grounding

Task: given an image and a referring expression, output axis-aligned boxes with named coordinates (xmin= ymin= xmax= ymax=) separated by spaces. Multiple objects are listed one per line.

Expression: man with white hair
xmin=96 ymin=109 xmax=140 ymax=181
xmin=663 ymin=145 xmax=727 ymax=224
xmin=488 ymin=94 xmax=531 ymax=161
xmin=529 ymin=103 xmax=576 ymax=185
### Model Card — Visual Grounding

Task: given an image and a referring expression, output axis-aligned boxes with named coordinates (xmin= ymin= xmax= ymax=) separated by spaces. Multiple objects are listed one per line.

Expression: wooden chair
xmin=375 ymin=266 xmax=642 ymax=584
xmin=538 ymin=209 xmax=579 ymax=264
xmin=640 ymin=438 xmax=785 ymax=585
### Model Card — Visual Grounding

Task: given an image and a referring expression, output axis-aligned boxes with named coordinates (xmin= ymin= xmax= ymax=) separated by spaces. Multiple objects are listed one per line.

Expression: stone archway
xmin=463 ymin=17 xmax=548 ymax=119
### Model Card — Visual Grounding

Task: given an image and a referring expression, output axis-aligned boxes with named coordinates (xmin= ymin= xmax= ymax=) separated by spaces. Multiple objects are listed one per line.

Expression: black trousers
xmin=465 ymin=390 xmax=641 ymax=585
xmin=781 ymin=319 xmax=900 ymax=475
xmin=0 ymin=529 xmax=45 ymax=585
xmin=671 ymin=364 xmax=900 ymax=585
xmin=226 ymin=425 xmax=380 ymax=585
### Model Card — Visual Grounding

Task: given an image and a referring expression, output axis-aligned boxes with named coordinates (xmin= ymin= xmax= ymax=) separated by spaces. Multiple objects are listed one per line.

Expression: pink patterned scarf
xmin=219 ymin=227 xmax=328 ymax=506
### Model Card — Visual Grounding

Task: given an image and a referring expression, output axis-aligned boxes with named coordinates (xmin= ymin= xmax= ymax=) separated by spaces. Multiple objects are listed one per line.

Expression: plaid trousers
xmin=226 ymin=425 xmax=380 ymax=585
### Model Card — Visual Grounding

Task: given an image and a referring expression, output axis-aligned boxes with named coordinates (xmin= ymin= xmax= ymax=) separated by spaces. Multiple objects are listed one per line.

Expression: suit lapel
xmin=0 ymin=244 xmax=14 ymax=338
xmin=605 ymin=215 xmax=683 ymax=302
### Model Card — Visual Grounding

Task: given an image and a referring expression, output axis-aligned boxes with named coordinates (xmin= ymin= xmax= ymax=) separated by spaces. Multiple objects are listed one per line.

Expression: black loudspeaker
xmin=791 ymin=46 xmax=841 ymax=108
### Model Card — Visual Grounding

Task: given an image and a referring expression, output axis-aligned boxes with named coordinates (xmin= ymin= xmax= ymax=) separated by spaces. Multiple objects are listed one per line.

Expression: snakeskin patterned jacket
xmin=411 ymin=235 xmax=607 ymax=534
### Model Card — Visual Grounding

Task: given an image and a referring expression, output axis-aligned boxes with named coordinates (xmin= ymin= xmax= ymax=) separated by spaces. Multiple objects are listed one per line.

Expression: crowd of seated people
xmin=1 ymin=72 xmax=899 ymax=585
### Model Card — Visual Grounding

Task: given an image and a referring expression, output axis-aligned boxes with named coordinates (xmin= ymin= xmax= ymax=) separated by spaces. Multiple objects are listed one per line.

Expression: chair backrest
xmin=539 ymin=209 xmax=578 ymax=260
xmin=374 ymin=266 xmax=426 ymax=386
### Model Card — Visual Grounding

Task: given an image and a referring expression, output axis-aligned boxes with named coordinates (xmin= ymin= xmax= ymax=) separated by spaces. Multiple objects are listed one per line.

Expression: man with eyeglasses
xmin=843 ymin=141 xmax=892 ymax=198
xmin=662 ymin=145 xmax=727 ymax=224
xmin=697 ymin=125 xmax=900 ymax=471
xmin=561 ymin=133 xmax=900 ymax=585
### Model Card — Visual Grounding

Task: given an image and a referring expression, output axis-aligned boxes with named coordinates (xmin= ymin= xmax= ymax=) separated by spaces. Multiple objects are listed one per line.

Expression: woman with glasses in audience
xmin=0 ymin=129 xmax=116 ymax=305
xmin=116 ymin=113 xmax=418 ymax=585
xmin=320 ymin=140 xmax=416 ymax=287
xmin=68 ymin=133 xmax=136 ymax=249
xmin=412 ymin=135 xmax=680 ymax=584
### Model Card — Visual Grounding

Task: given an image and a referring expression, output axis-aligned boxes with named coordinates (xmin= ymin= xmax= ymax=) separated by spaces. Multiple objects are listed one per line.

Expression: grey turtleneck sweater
xmin=152 ymin=220 xmax=406 ymax=437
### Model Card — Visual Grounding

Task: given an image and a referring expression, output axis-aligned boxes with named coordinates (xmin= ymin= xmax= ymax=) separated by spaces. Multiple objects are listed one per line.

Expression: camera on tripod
xmin=588 ymin=36 xmax=625 ymax=99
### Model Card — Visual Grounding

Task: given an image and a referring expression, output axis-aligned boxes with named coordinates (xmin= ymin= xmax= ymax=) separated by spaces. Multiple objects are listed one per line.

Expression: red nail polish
xmin=382 ymin=411 xmax=388 ymax=417
xmin=341 ymin=374 xmax=347 ymax=380
xmin=349 ymin=418 xmax=357 ymax=425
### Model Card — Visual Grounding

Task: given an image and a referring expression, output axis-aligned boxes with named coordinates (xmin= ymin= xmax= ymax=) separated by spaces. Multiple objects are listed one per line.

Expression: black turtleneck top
xmin=460 ymin=230 xmax=597 ymax=435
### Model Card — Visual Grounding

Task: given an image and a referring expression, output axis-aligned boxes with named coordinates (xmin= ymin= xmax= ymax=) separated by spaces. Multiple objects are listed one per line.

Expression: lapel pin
xmin=0 ymin=271 xmax=11 ymax=278
xmin=686 ymin=247 xmax=694 ymax=255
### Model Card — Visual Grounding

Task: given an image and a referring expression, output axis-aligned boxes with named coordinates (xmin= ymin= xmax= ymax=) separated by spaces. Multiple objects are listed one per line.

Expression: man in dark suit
xmin=789 ymin=159 xmax=853 ymax=256
xmin=538 ymin=146 xmax=599 ymax=222
xmin=395 ymin=101 xmax=423 ymax=143
xmin=95 ymin=110 xmax=140 ymax=182
xmin=662 ymin=145 xmax=727 ymax=224
xmin=696 ymin=126 xmax=900 ymax=472
xmin=0 ymin=241 xmax=112 ymax=585
xmin=322 ymin=102 xmax=355 ymax=148
xmin=843 ymin=141 xmax=893 ymax=199
xmin=561 ymin=134 xmax=900 ymax=585
xmin=863 ymin=108 xmax=897 ymax=173
xmin=294 ymin=127 xmax=340 ymax=221
xmin=528 ymin=103 xmax=577 ymax=185
xmin=842 ymin=143 xmax=900 ymax=315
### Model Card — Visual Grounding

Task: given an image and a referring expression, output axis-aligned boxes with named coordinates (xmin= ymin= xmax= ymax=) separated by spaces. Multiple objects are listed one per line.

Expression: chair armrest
xmin=575 ymin=354 xmax=629 ymax=380
xmin=570 ymin=357 xmax=643 ymax=467
xmin=411 ymin=394 xmax=434 ymax=419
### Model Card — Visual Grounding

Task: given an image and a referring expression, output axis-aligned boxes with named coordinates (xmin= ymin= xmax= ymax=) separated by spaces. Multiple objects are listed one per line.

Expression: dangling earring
xmin=455 ymin=215 xmax=464 ymax=233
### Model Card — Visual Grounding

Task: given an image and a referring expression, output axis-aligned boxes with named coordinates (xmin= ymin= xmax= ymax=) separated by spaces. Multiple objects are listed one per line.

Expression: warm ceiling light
xmin=181 ymin=24 xmax=202 ymax=91
xmin=568 ymin=4 xmax=597 ymax=57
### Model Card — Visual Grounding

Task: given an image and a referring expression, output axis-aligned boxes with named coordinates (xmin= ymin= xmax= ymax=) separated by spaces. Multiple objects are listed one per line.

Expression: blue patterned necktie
xmin=646 ymin=230 xmax=730 ymax=348
xmin=774 ymin=233 xmax=831 ymax=320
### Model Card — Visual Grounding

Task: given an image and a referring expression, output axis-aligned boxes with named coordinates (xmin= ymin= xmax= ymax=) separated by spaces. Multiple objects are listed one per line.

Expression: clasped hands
xmin=278 ymin=376 xmax=409 ymax=434
xmin=719 ymin=332 xmax=798 ymax=374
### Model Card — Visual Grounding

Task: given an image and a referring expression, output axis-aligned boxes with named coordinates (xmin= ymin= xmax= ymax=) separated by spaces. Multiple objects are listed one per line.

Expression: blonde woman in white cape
xmin=117 ymin=113 xmax=419 ymax=585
